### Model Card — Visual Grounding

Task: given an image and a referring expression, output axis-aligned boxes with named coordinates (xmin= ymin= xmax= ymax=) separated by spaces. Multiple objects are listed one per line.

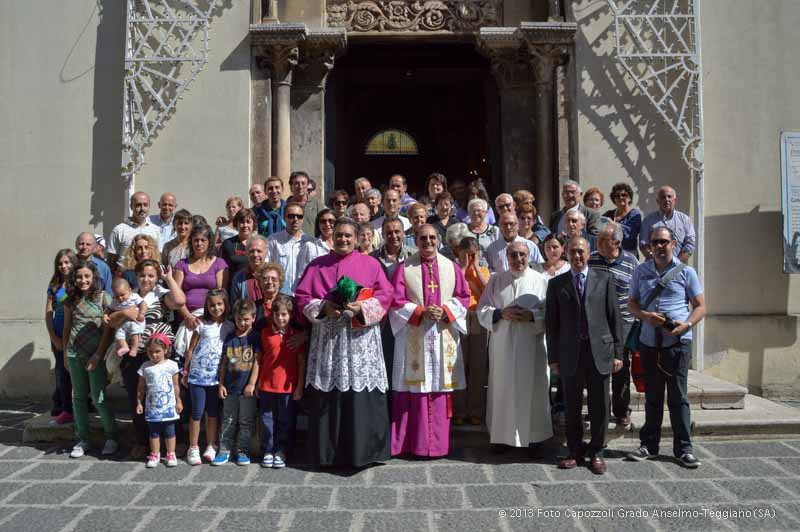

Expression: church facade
xmin=1 ymin=0 xmax=799 ymax=398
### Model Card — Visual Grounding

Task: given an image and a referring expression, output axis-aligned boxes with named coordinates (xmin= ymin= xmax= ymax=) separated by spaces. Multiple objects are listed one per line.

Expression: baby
xmin=107 ymin=277 xmax=147 ymax=357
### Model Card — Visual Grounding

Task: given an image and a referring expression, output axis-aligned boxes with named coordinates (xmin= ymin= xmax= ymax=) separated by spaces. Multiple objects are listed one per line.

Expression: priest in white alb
xmin=389 ymin=224 xmax=471 ymax=457
xmin=477 ymin=240 xmax=552 ymax=452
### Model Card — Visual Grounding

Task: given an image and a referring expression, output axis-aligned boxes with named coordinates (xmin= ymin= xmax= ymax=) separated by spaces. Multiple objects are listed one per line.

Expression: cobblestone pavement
xmin=1 ymin=436 xmax=800 ymax=532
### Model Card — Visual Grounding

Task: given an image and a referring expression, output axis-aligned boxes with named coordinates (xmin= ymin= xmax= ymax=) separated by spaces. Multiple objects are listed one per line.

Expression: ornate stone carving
xmin=295 ymin=30 xmax=348 ymax=90
xmin=326 ymin=0 xmax=501 ymax=33
xmin=251 ymin=23 xmax=307 ymax=83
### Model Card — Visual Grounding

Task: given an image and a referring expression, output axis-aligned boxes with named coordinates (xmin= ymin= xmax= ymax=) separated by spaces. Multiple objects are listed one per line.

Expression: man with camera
xmin=627 ymin=226 xmax=706 ymax=468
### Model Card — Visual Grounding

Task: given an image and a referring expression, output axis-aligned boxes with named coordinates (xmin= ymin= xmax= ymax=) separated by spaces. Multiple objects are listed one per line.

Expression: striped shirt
xmin=588 ymin=250 xmax=639 ymax=323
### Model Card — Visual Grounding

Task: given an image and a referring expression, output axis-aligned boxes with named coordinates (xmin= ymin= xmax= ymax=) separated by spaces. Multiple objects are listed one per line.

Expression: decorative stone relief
xmin=326 ymin=0 xmax=501 ymax=33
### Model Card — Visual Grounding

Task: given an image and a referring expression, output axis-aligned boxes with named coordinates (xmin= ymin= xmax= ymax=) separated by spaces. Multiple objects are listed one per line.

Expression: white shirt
xmin=485 ymin=235 xmax=544 ymax=273
xmin=268 ymin=230 xmax=313 ymax=295
xmin=138 ymin=359 xmax=180 ymax=422
xmin=149 ymin=214 xmax=176 ymax=251
xmin=107 ymin=219 xmax=163 ymax=265
xmin=372 ymin=214 xmax=411 ymax=233
xmin=298 ymin=237 xmax=332 ymax=274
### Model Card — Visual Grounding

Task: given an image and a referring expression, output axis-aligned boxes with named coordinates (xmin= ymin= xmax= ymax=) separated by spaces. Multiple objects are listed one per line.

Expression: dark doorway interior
xmin=326 ymin=42 xmax=498 ymax=199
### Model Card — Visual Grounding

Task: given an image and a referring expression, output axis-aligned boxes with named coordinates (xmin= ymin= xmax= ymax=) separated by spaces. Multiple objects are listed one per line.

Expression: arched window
xmin=364 ymin=129 xmax=419 ymax=155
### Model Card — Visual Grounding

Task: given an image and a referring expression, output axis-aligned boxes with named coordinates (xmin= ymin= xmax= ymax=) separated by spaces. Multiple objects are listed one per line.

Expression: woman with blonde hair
xmin=122 ymin=234 xmax=162 ymax=291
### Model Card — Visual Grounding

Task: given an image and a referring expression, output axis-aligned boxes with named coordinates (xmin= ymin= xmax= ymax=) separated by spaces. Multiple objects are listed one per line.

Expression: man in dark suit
xmin=545 ymin=237 xmax=623 ymax=474
xmin=549 ymin=180 xmax=601 ymax=236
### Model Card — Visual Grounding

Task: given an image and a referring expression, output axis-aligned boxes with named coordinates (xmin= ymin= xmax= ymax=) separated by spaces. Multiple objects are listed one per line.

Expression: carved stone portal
xmin=326 ymin=0 xmax=502 ymax=33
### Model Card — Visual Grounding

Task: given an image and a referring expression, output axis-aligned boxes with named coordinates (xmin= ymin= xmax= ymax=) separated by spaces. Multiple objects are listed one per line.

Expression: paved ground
xmin=2 ymin=402 xmax=800 ymax=532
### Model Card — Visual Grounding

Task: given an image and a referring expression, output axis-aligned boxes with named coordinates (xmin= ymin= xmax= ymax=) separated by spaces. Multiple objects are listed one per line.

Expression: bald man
xmin=639 ymin=186 xmax=696 ymax=263
xmin=75 ymin=232 xmax=112 ymax=293
xmin=149 ymin=192 xmax=178 ymax=250
xmin=107 ymin=191 xmax=162 ymax=268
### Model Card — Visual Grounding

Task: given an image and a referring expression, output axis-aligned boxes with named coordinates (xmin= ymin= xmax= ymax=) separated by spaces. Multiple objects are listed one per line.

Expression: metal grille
xmin=606 ymin=0 xmax=704 ymax=172
xmin=122 ymin=0 xmax=219 ymax=178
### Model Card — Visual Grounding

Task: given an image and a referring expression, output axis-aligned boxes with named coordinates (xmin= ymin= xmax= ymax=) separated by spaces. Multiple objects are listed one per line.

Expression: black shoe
xmin=626 ymin=446 xmax=655 ymax=461
xmin=527 ymin=442 xmax=544 ymax=459
xmin=490 ymin=444 xmax=508 ymax=455
xmin=678 ymin=453 xmax=701 ymax=469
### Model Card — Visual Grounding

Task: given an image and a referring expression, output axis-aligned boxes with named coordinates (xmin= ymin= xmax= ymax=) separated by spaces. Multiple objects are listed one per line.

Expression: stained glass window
xmin=364 ymin=129 xmax=419 ymax=155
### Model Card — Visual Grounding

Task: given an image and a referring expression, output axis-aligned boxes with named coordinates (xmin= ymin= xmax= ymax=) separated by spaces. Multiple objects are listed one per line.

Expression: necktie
xmin=575 ymin=272 xmax=585 ymax=301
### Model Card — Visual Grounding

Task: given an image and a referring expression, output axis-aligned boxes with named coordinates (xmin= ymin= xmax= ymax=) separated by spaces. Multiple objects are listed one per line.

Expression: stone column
xmin=250 ymin=56 xmax=272 ymax=185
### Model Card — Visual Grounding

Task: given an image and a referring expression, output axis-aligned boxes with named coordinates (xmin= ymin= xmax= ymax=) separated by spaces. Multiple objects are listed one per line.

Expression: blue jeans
xmin=260 ymin=392 xmax=296 ymax=455
xmin=189 ymin=384 xmax=220 ymax=421
xmin=639 ymin=342 xmax=693 ymax=456
xmin=51 ymin=344 xmax=72 ymax=414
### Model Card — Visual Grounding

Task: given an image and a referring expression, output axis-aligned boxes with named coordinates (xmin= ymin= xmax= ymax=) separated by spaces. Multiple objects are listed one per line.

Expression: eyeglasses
xmin=287 ymin=213 xmax=304 ymax=220
xmin=334 ymin=200 xmax=348 ymax=206
xmin=497 ymin=203 xmax=513 ymax=210
xmin=650 ymin=239 xmax=671 ymax=247
xmin=613 ymin=192 xmax=629 ymax=198
xmin=319 ymin=218 xmax=336 ymax=225
xmin=508 ymin=251 xmax=527 ymax=258
xmin=418 ymin=235 xmax=438 ymax=241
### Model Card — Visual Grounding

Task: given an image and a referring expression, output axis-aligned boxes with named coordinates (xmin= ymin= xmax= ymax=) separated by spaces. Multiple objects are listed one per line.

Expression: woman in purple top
xmin=174 ymin=224 xmax=228 ymax=329
xmin=603 ymin=182 xmax=642 ymax=256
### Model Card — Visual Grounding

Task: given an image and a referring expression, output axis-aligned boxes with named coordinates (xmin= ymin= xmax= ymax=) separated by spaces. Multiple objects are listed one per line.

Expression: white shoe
xmin=146 ymin=452 xmax=160 ymax=468
xmin=202 ymin=445 xmax=217 ymax=462
xmin=187 ymin=446 xmax=202 ymax=466
xmin=165 ymin=452 xmax=178 ymax=467
xmin=101 ymin=439 xmax=119 ymax=456
xmin=70 ymin=441 xmax=91 ymax=458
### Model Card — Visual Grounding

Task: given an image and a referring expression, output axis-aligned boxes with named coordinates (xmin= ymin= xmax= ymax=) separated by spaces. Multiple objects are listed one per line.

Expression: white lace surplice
xmin=303 ymin=297 xmax=388 ymax=393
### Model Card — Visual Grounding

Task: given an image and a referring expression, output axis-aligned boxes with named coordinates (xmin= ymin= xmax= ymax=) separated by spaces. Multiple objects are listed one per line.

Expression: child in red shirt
xmin=256 ymin=295 xmax=305 ymax=468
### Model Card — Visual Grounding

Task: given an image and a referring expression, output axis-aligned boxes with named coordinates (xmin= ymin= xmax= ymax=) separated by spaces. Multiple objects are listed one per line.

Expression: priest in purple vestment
xmin=294 ymin=217 xmax=393 ymax=468
xmin=389 ymin=224 xmax=471 ymax=457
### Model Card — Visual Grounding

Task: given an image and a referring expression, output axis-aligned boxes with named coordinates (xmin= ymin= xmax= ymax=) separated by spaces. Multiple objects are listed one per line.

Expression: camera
xmin=662 ymin=318 xmax=678 ymax=332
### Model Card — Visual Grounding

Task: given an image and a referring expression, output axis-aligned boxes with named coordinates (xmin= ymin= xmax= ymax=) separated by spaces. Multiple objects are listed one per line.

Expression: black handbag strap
xmin=640 ymin=263 xmax=687 ymax=310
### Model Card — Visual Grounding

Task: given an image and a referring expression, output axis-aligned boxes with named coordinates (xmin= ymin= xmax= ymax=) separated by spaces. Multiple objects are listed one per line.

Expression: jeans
xmin=51 ymin=345 xmax=72 ymax=414
xmin=638 ymin=342 xmax=693 ymax=456
xmin=67 ymin=355 xmax=118 ymax=442
xmin=219 ymin=394 xmax=257 ymax=453
xmin=189 ymin=384 xmax=220 ymax=421
xmin=260 ymin=392 xmax=296 ymax=455
xmin=121 ymin=353 xmax=147 ymax=445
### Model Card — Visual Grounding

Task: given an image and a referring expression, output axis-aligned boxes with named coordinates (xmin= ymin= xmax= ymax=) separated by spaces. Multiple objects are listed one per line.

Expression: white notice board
xmin=781 ymin=131 xmax=800 ymax=273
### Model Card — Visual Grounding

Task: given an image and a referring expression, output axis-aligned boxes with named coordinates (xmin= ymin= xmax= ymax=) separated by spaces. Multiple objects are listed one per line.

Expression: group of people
xmin=45 ymin=170 xmax=705 ymax=475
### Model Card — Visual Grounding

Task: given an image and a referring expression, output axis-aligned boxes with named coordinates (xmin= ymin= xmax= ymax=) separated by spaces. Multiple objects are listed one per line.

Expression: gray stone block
xmin=192 ymin=464 xmax=250 ymax=483
xmin=268 ymin=486 xmax=332 ymax=508
xmin=464 ymin=484 xmax=529 ymax=508
xmin=199 ymin=485 xmax=268 ymax=508
xmin=490 ymin=463 xmax=549 ymax=483
xmin=8 ymin=482 xmax=77 ymax=505
xmin=784 ymin=440 xmax=800 ymax=452
xmin=0 ymin=507 xmax=81 ymax=532
xmin=250 ymin=467 xmax=308 ymax=484
xmin=362 ymin=511 xmax=429 ymax=532
xmin=546 ymin=463 xmax=612 ymax=481
xmin=647 ymin=506 xmax=731 ymax=532
xmin=288 ymin=511 xmax=352 ymax=532
xmin=776 ymin=477 xmax=800 ymax=496
xmin=72 ymin=483 xmax=146 ymax=506
xmin=16 ymin=462 xmax=81 ymax=480
xmin=609 ymin=460 xmax=673 ymax=480
xmin=531 ymin=482 xmax=598 ymax=507
xmin=336 ymin=486 xmax=397 ymax=509
xmin=779 ymin=502 xmax=800 ymax=521
xmin=371 ymin=465 xmax=428 ymax=485
xmin=0 ymin=482 xmax=25 ymax=502
xmin=0 ymin=461 xmax=29 ymax=479
xmin=431 ymin=465 xmax=489 ymax=484
xmin=593 ymin=480 xmax=668 ymax=505
xmin=716 ymin=479 xmax=795 ymax=501
xmin=307 ymin=470 xmax=368 ymax=485
xmin=402 ymin=486 xmax=463 ymax=509
xmin=0 ymin=446 xmax=42 ymax=460
xmin=136 ymin=483 xmax=206 ymax=506
xmin=71 ymin=509 xmax=148 ymax=532
xmin=215 ymin=511 xmax=282 ymax=532
xmin=668 ymin=460 xmax=732 ymax=479
xmin=713 ymin=458 xmax=788 ymax=477
xmin=149 ymin=510 xmax=220 ymax=532
xmin=767 ymin=457 xmax=800 ymax=476
xmin=131 ymin=463 xmax=194 ymax=482
xmin=433 ymin=510 xmax=502 ymax=532
xmin=655 ymin=480 xmax=732 ymax=503
xmin=75 ymin=462 xmax=139 ymax=481
xmin=701 ymin=442 xmax=800 ymax=458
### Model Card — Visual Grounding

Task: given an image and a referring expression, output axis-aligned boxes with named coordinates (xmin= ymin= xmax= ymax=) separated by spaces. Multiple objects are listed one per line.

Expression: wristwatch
xmin=686 ymin=320 xmax=693 ymax=329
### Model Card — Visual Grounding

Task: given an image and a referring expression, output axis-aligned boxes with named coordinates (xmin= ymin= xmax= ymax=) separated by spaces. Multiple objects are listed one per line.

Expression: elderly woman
xmin=215 ymin=196 xmax=244 ymax=247
xmin=252 ymin=262 xmax=284 ymax=324
xmin=583 ymin=187 xmax=605 ymax=210
xmin=458 ymin=179 xmax=496 ymax=225
xmin=219 ymin=208 xmax=257 ymax=286
xmin=95 ymin=259 xmax=186 ymax=458
xmin=364 ymin=188 xmax=383 ymax=221
xmin=298 ymin=208 xmax=336 ymax=273
xmin=465 ymin=198 xmax=500 ymax=267
xmin=121 ymin=234 xmax=162 ymax=291
xmin=518 ymin=204 xmax=551 ymax=245
xmin=174 ymin=224 xmax=228 ymax=330
xmin=358 ymin=222 xmax=376 ymax=255
xmin=443 ymin=222 xmax=471 ymax=261
xmin=603 ymin=182 xmax=642 ymax=255
xmin=162 ymin=209 xmax=193 ymax=268
xmin=330 ymin=189 xmax=350 ymax=219
xmin=428 ymin=191 xmax=457 ymax=243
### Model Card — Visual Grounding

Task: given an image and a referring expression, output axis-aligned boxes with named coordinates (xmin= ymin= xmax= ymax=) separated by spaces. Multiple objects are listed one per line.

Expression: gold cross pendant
xmin=426 ymin=263 xmax=438 ymax=294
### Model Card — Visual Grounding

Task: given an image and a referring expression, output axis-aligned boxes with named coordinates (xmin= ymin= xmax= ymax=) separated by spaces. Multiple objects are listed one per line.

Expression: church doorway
xmin=325 ymin=41 xmax=499 ymax=199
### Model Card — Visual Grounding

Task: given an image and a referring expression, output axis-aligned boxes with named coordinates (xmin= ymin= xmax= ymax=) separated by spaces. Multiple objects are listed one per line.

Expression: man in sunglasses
xmin=627 ymin=226 xmax=706 ymax=468
xmin=266 ymin=202 xmax=313 ymax=295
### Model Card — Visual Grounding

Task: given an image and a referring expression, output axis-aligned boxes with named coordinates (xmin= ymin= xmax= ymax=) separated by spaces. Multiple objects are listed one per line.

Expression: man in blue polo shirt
xmin=627 ymin=226 xmax=706 ymax=468
xmin=589 ymin=221 xmax=639 ymax=427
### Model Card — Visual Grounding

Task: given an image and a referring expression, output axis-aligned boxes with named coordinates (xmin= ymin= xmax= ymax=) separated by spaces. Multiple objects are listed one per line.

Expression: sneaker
xmin=101 ymin=439 xmax=119 ymax=456
xmin=678 ymin=453 xmax=701 ymax=469
xmin=55 ymin=411 xmax=74 ymax=425
xmin=187 ymin=446 xmax=202 ymax=466
xmin=202 ymin=445 xmax=217 ymax=463
xmin=272 ymin=452 xmax=286 ymax=469
xmin=70 ymin=441 xmax=91 ymax=458
xmin=211 ymin=451 xmax=230 ymax=466
xmin=236 ymin=452 xmax=251 ymax=466
xmin=261 ymin=453 xmax=274 ymax=468
xmin=627 ymin=446 xmax=655 ymax=462
xmin=165 ymin=452 xmax=178 ymax=467
xmin=146 ymin=452 xmax=160 ymax=468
